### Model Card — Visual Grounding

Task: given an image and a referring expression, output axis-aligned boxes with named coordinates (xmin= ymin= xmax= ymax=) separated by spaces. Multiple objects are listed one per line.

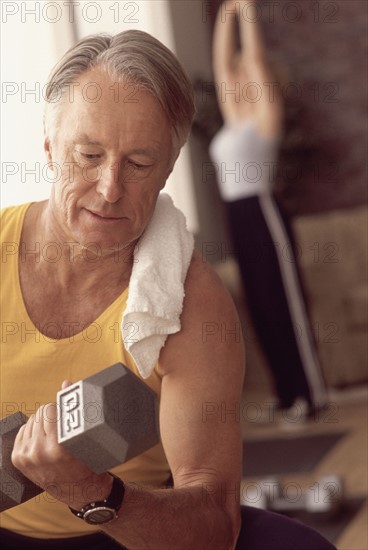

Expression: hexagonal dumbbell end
xmin=0 ymin=412 xmax=43 ymax=512
xmin=57 ymin=363 xmax=160 ymax=473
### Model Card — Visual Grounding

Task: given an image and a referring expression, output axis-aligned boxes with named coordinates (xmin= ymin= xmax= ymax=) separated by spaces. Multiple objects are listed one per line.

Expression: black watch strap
xmin=69 ymin=473 xmax=125 ymax=525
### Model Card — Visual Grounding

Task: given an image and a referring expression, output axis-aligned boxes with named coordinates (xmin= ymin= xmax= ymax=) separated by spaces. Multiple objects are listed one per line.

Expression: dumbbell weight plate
xmin=57 ymin=363 xmax=160 ymax=473
xmin=0 ymin=412 xmax=43 ymax=512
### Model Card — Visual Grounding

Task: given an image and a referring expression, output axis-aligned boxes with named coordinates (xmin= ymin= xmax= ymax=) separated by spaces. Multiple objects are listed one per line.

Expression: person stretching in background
xmin=210 ymin=0 xmax=327 ymax=417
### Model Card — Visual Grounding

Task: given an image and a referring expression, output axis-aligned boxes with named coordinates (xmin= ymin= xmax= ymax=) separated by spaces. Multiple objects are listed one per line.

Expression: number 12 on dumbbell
xmin=58 ymin=385 xmax=84 ymax=437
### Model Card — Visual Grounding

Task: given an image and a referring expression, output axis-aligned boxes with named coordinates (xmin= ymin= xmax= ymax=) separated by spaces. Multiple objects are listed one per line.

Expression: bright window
xmin=1 ymin=1 xmax=198 ymax=231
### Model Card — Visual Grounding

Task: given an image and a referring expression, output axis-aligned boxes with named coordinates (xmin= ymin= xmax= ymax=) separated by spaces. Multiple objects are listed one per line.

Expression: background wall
xmin=198 ymin=0 xmax=367 ymax=217
xmin=180 ymin=0 xmax=368 ymax=388
xmin=261 ymin=0 xmax=367 ymax=215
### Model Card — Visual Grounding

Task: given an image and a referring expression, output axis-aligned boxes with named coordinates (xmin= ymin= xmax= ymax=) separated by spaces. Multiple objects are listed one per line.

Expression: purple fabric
xmin=236 ymin=505 xmax=336 ymax=549
xmin=1 ymin=507 xmax=336 ymax=549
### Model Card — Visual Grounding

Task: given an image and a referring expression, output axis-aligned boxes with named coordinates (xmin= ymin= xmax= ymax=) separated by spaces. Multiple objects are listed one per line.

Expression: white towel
xmin=122 ymin=193 xmax=194 ymax=378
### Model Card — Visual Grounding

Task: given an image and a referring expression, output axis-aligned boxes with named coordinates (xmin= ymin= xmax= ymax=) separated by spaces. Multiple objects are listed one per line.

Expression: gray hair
xmin=44 ymin=30 xmax=195 ymax=154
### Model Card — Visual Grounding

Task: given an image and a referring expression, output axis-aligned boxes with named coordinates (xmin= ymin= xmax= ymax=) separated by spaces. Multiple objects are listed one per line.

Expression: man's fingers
xmin=14 ymin=421 xmax=26 ymax=443
xmin=41 ymin=403 xmax=58 ymax=439
xmin=61 ymin=379 xmax=73 ymax=390
xmin=26 ymin=413 xmax=37 ymax=438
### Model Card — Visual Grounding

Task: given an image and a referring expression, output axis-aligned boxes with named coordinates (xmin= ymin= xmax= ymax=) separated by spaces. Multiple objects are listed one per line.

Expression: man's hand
xmin=11 ymin=395 xmax=112 ymax=511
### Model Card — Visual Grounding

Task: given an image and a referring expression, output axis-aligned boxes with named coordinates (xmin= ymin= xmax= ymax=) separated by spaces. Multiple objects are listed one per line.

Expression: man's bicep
xmin=159 ymin=366 xmax=243 ymax=494
xmin=157 ymin=256 xmax=245 ymax=499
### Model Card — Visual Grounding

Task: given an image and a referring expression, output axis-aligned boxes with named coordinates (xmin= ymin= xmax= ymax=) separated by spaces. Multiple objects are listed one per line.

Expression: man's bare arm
xmin=102 ymin=252 xmax=245 ymax=548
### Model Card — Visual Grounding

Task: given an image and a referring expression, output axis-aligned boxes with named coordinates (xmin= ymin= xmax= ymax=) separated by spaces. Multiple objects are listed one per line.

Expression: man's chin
xmin=71 ymin=225 xmax=138 ymax=260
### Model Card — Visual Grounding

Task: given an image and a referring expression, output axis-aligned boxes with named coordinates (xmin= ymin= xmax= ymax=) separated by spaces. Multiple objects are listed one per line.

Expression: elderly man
xmin=1 ymin=30 xmax=335 ymax=550
xmin=1 ymin=29 xmax=244 ymax=549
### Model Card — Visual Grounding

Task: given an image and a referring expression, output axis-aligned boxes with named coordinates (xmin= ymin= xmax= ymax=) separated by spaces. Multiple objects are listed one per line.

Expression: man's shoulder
xmin=0 ymin=203 xmax=31 ymax=221
xmin=0 ymin=203 xmax=31 ymax=241
xmin=158 ymin=250 xmax=245 ymax=379
xmin=184 ymin=250 xmax=238 ymax=321
xmin=186 ymin=249 xmax=228 ymax=288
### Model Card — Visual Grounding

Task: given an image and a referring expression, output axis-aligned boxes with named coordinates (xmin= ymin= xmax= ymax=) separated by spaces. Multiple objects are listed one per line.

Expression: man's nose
xmin=95 ymin=163 xmax=124 ymax=203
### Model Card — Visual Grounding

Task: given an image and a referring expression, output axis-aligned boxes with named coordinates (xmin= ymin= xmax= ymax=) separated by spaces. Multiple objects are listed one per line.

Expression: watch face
xmin=83 ymin=507 xmax=117 ymax=525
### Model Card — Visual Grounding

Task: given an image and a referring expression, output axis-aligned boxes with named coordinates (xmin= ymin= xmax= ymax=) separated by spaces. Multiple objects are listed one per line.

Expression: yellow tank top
xmin=0 ymin=204 xmax=170 ymax=538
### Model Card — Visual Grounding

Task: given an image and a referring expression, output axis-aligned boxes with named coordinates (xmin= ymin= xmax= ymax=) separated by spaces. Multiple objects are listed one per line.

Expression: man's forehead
xmin=69 ymin=69 xmax=147 ymax=104
xmin=61 ymin=73 xmax=167 ymax=128
xmin=50 ymin=69 xmax=173 ymax=156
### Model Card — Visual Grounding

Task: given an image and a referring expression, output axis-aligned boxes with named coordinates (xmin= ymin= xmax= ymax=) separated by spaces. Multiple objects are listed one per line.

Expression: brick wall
xmin=205 ymin=0 xmax=367 ymax=216
xmin=196 ymin=0 xmax=368 ymax=388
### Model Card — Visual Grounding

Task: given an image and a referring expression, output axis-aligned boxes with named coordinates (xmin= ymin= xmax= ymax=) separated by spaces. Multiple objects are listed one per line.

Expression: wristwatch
xmin=69 ymin=473 xmax=125 ymax=525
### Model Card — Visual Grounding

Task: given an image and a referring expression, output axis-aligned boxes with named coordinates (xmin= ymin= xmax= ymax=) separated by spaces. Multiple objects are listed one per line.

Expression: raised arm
xmin=237 ymin=0 xmax=267 ymax=66
xmin=213 ymin=0 xmax=283 ymax=136
xmin=213 ymin=0 xmax=238 ymax=85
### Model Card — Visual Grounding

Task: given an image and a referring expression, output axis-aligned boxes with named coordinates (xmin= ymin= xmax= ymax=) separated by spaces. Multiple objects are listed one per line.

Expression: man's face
xmin=45 ymin=68 xmax=174 ymax=254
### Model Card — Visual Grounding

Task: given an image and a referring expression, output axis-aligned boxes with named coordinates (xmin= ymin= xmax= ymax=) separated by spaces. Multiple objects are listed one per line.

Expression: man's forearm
xmin=101 ymin=484 xmax=238 ymax=550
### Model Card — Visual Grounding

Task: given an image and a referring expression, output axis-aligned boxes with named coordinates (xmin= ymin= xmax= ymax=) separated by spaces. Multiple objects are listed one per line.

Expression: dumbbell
xmin=0 ymin=411 xmax=44 ymax=511
xmin=0 ymin=363 xmax=159 ymax=512
xmin=241 ymin=475 xmax=344 ymax=517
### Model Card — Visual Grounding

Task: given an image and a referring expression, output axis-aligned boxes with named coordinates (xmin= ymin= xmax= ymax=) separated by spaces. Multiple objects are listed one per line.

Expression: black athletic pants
xmin=226 ymin=194 xmax=327 ymax=409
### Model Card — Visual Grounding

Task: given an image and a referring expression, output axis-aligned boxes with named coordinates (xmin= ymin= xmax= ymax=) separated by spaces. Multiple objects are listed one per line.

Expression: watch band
xmin=69 ymin=473 xmax=125 ymax=525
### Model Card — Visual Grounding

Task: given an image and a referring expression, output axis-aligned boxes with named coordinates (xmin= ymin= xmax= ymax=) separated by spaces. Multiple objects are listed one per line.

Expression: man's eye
xmin=81 ymin=153 xmax=100 ymax=160
xmin=129 ymin=161 xmax=150 ymax=169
